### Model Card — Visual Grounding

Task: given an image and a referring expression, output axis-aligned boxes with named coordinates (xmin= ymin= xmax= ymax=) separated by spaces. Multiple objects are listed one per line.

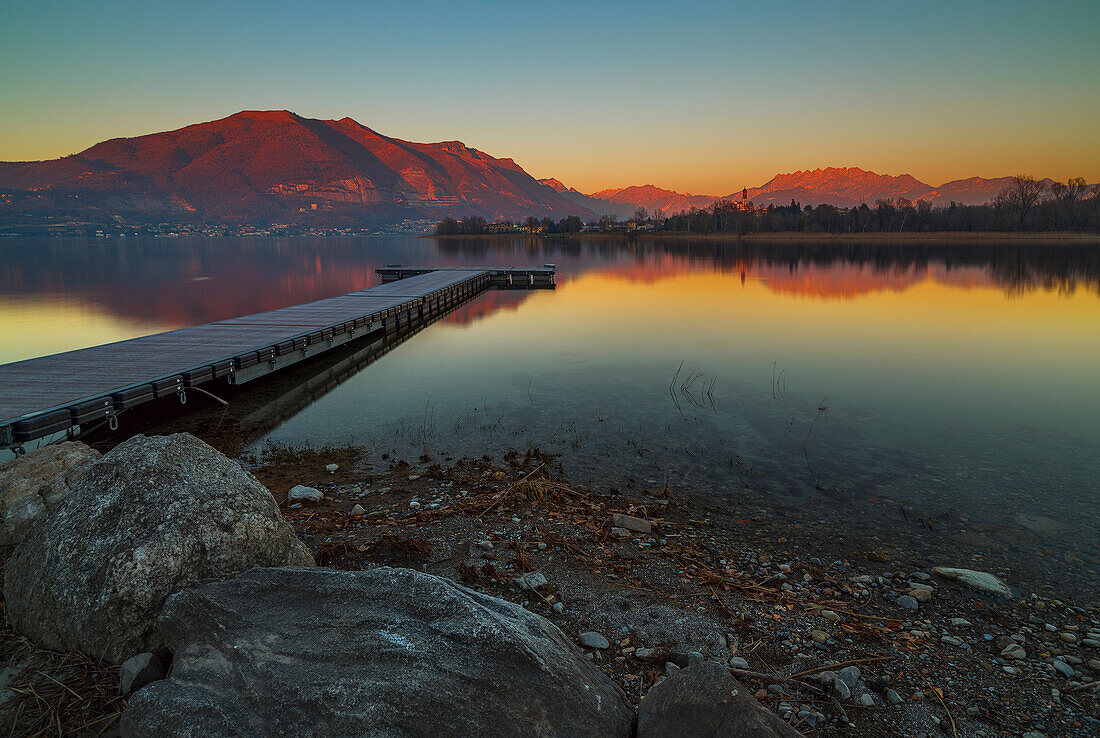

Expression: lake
xmin=1 ymin=236 xmax=1098 ymax=600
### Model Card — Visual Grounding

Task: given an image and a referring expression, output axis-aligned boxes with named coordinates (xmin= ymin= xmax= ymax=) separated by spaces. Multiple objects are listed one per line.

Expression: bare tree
xmin=993 ymin=174 xmax=1046 ymax=230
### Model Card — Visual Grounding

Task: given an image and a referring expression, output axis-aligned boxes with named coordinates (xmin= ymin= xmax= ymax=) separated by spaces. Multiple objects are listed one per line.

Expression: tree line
xmin=435 ymin=176 xmax=1099 ymax=235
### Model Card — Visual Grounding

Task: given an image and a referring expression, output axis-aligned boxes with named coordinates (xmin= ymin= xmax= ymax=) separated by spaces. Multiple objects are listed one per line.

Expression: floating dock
xmin=0 ymin=265 xmax=554 ymax=452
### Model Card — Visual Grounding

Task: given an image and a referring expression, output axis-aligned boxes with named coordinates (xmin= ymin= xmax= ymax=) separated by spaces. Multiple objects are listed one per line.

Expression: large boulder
xmin=4 ymin=433 xmax=313 ymax=663
xmin=121 ymin=566 xmax=635 ymax=738
xmin=638 ymin=662 xmax=801 ymax=737
xmin=0 ymin=441 xmax=100 ymax=546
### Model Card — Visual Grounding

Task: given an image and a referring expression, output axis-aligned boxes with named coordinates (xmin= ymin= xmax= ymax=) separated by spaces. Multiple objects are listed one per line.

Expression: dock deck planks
xmin=0 ymin=266 xmax=543 ymax=450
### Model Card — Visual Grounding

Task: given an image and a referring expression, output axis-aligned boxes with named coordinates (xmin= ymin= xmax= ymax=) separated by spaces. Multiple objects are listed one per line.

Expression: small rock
xmin=949 ymin=618 xmax=972 ymax=628
xmin=909 ymin=587 xmax=932 ymax=603
xmin=119 ymin=652 xmax=165 ymax=696
xmin=325 ymin=464 xmax=339 ymax=474
xmin=1060 ymin=632 xmax=1078 ymax=644
xmin=941 ymin=636 xmax=964 ymax=647
xmin=1001 ymin=643 xmax=1027 ymax=660
xmin=579 ymin=632 xmax=610 ymax=650
xmin=349 ymin=504 xmax=365 ymax=516
xmin=811 ymin=630 xmax=829 ymax=644
xmin=833 ymin=679 xmax=852 ymax=700
xmin=896 ymin=595 xmax=919 ymax=610
xmin=1087 ymin=659 xmax=1100 ymax=673
xmin=931 ymin=567 xmax=1013 ymax=598
xmin=636 ymin=647 xmax=671 ymax=664
xmin=513 ymin=572 xmax=547 ymax=591
xmin=860 ymin=693 xmax=875 ymax=708
xmin=838 ymin=666 xmax=862 ymax=689
xmin=1052 ymin=661 xmax=1075 ymax=678
xmin=537 ymin=542 xmax=547 ymax=551
xmin=669 ymin=651 xmax=703 ymax=668
xmin=552 ymin=602 xmax=564 ymax=614
xmin=611 ymin=513 xmax=653 ymax=534
xmin=885 ymin=688 xmax=904 ymax=705
xmin=610 ymin=526 xmax=631 ymax=538
xmin=728 ymin=657 xmax=749 ymax=669
xmin=476 ymin=540 xmax=493 ymax=550
xmin=287 ymin=485 xmax=323 ymax=503
xmin=408 ymin=501 xmax=420 ymax=510
xmin=408 ymin=474 xmax=421 ymax=481
xmin=821 ymin=610 xmax=840 ymax=622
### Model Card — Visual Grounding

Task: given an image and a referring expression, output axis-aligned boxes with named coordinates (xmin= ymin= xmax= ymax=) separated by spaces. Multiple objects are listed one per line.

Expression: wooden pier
xmin=0 ymin=265 xmax=554 ymax=452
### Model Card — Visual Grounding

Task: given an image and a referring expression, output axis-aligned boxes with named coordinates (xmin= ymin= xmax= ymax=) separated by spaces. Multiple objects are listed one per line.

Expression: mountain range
xmin=0 ymin=111 xmax=1048 ymax=228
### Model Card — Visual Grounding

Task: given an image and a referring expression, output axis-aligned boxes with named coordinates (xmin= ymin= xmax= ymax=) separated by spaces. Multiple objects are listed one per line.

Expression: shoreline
xmin=250 ymin=444 xmax=1098 ymax=737
xmin=428 ymin=231 xmax=1100 ymax=243
xmin=2 ymin=439 xmax=1097 ymax=736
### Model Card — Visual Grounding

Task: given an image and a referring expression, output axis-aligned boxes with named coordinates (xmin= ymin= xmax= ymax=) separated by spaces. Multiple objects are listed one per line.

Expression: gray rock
xmin=513 ymin=571 xmax=548 ymax=591
xmin=833 ymin=679 xmax=852 ymax=700
xmin=896 ymin=595 xmax=919 ymax=610
xmin=4 ymin=434 xmax=314 ymax=663
xmin=0 ymin=442 xmax=99 ymax=546
xmin=579 ymin=631 xmax=610 ymax=649
xmin=729 ymin=656 xmax=749 ymax=669
xmin=611 ymin=512 xmax=653 ymax=534
xmin=287 ymin=484 xmax=323 ymax=503
xmin=325 ymin=463 xmax=339 ymax=474
xmin=349 ymin=504 xmax=365 ymax=516
xmin=1052 ymin=660 xmax=1076 ymax=678
xmin=121 ymin=567 xmax=633 ymax=737
xmin=886 ymin=688 xmax=904 ymax=705
xmin=1001 ymin=643 xmax=1027 ymax=660
xmin=931 ymin=567 xmax=1013 ymax=598
xmin=860 ymin=693 xmax=875 ymax=707
xmin=637 ymin=662 xmax=801 ymax=737
xmin=670 ymin=651 xmax=703 ymax=668
xmin=838 ymin=666 xmax=862 ymax=689
xmin=120 ymin=652 xmax=166 ymax=696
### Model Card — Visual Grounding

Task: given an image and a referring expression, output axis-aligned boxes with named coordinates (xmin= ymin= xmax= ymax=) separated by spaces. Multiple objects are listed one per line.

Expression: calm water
xmin=2 ymin=236 xmax=1098 ymax=598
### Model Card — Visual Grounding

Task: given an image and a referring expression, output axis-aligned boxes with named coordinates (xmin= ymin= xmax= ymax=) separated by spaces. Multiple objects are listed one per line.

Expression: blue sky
xmin=2 ymin=0 xmax=1097 ymax=192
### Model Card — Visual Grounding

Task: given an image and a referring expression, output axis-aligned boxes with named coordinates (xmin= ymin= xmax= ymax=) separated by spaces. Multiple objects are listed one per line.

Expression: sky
xmin=1 ymin=1 xmax=1098 ymax=194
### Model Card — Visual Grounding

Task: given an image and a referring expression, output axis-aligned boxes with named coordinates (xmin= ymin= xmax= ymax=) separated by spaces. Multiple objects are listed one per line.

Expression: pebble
xmin=811 ymin=630 xmax=829 ymax=644
xmin=476 ymin=540 xmax=493 ymax=550
xmin=537 ymin=542 xmax=547 ymax=551
xmin=949 ymin=618 xmax=972 ymax=628
xmin=941 ymin=636 xmax=964 ymax=647
xmin=408 ymin=501 xmax=420 ymax=510
xmin=552 ymin=602 xmax=564 ymax=614
xmin=579 ymin=632 xmax=610 ymax=649
xmin=513 ymin=572 xmax=547 ymax=591
xmin=860 ymin=693 xmax=875 ymax=708
xmin=896 ymin=595 xmax=919 ymax=610
xmin=1052 ymin=661 xmax=1075 ymax=678
xmin=885 ymin=688 xmax=904 ymax=705
xmin=821 ymin=610 xmax=841 ymax=622
xmin=1060 ymin=632 xmax=1078 ymax=644
xmin=1001 ymin=643 xmax=1027 ymax=660
xmin=325 ymin=463 xmax=339 ymax=474
xmin=1087 ymin=659 xmax=1100 ymax=673
xmin=349 ymin=504 xmax=365 ymax=516
xmin=909 ymin=587 xmax=932 ymax=603
xmin=408 ymin=474 xmax=421 ymax=481
xmin=833 ymin=679 xmax=852 ymax=700
xmin=287 ymin=485 xmax=323 ymax=503
xmin=838 ymin=666 xmax=862 ymax=689
xmin=729 ymin=657 xmax=749 ymax=669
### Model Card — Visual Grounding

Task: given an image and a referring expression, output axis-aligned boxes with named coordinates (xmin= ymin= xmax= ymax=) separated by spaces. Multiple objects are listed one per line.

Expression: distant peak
xmin=229 ymin=110 xmax=299 ymax=121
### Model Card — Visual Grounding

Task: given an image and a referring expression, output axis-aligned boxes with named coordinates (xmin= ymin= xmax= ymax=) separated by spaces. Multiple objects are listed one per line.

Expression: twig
xmin=788 ymin=655 xmax=895 ymax=679
xmin=926 ymin=681 xmax=958 ymax=738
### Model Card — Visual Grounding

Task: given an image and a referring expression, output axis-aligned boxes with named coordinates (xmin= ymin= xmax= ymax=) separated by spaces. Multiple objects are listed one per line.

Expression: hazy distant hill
xmin=586 ymin=168 xmax=1050 ymax=212
xmin=589 ymin=184 xmax=720 ymax=216
xmin=0 ymin=111 xmax=595 ymax=225
xmin=537 ymin=178 xmax=636 ymax=219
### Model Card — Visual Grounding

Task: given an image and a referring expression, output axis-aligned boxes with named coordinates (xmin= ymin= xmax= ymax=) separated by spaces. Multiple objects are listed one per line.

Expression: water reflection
xmin=1 ymin=236 xmax=1098 ymax=599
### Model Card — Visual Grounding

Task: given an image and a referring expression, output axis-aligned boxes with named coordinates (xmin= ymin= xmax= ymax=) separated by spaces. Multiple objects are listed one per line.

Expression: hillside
xmin=0 ymin=111 xmax=594 ymax=225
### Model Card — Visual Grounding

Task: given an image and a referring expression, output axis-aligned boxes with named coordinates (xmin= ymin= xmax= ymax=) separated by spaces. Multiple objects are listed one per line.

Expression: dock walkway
xmin=0 ymin=265 xmax=554 ymax=451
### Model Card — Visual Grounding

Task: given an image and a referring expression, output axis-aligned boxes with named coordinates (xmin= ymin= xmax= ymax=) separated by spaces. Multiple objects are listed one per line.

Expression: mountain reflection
xmin=0 ymin=236 xmax=1097 ymax=338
